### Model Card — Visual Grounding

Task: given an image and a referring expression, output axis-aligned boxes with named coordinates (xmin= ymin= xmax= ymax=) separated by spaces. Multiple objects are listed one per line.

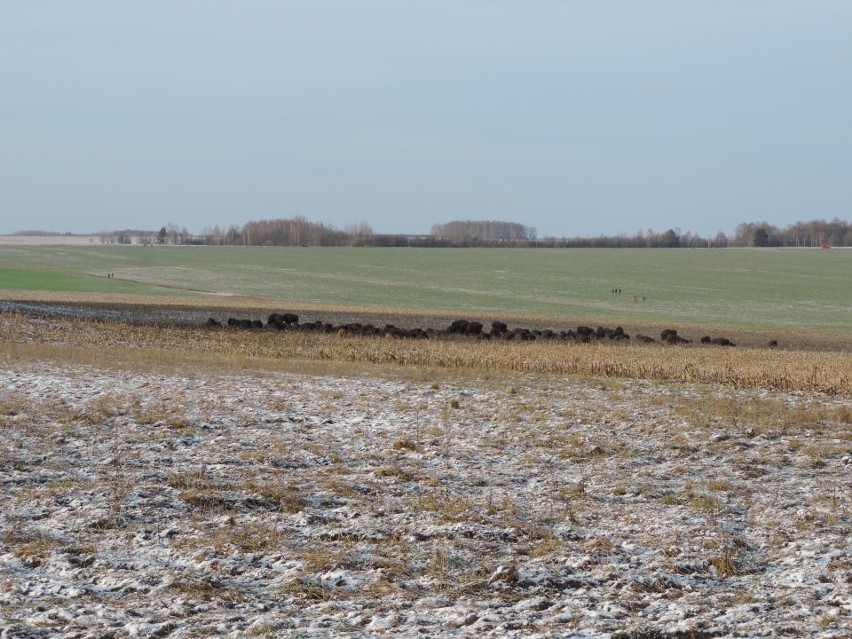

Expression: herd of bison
xmin=208 ymin=312 xmax=778 ymax=348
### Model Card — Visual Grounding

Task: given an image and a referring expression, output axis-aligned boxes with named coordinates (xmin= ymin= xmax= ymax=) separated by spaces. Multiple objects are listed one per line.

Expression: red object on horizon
xmin=821 ymin=244 xmax=831 ymax=249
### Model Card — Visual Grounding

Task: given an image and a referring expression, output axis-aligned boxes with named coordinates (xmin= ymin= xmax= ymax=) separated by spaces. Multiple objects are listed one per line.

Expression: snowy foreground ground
xmin=1 ymin=359 xmax=849 ymax=638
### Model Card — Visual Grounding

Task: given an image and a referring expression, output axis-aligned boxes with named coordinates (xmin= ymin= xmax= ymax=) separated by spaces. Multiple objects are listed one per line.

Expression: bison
xmin=513 ymin=327 xmax=534 ymax=341
xmin=702 ymin=335 xmax=735 ymax=346
xmin=211 ymin=312 xmax=679 ymax=348
xmin=447 ymin=319 xmax=470 ymax=334
xmin=267 ymin=312 xmax=299 ymax=328
xmin=709 ymin=337 xmax=735 ymax=347
xmin=465 ymin=321 xmax=484 ymax=336
xmin=227 ymin=318 xmax=254 ymax=329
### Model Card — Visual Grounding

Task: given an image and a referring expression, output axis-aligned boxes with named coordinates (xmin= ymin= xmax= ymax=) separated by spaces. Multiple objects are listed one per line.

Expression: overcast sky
xmin=2 ymin=1 xmax=850 ymax=238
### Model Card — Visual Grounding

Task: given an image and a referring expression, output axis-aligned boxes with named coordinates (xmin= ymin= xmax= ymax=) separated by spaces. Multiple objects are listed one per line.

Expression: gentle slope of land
xmin=0 ymin=245 xmax=849 ymax=335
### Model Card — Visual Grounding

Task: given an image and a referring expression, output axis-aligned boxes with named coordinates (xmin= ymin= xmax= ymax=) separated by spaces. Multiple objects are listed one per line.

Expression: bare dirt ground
xmin=0 ymin=303 xmax=850 ymax=638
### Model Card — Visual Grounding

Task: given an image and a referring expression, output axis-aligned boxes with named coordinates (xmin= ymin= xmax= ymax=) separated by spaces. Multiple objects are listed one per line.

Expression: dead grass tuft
xmin=710 ymin=546 xmax=740 ymax=578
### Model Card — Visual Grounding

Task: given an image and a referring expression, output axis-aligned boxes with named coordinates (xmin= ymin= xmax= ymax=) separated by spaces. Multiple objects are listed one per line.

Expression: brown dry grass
xmin=1 ymin=311 xmax=849 ymax=396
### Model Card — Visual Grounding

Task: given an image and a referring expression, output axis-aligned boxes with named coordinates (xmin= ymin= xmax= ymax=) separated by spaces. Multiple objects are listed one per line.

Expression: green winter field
xmin=0 ymin=244 xmax=849 ymax=335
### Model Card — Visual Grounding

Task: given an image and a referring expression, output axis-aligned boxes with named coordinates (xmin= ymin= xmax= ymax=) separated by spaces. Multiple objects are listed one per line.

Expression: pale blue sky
xmin=2 ymin=1 xmax=850 ymax=237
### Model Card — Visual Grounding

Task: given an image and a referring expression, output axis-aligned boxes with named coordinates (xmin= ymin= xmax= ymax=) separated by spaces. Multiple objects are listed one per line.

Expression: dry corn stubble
xmin=1 ymin=312 xmax=849 ymax=396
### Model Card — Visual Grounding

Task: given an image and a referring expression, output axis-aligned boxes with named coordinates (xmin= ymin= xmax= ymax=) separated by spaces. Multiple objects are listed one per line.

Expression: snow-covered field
xmin=1 ymin=357 xmax=849 ymax=638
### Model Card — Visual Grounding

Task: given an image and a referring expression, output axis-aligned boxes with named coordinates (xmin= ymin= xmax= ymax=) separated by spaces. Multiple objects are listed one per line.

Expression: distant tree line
xmin=526 ymin=219 xmax=849 ymax=249
xmin=189 ymin=218 xmax=540 ymax=247
xmin=534 ymin=228 xmax=722 ymax=249
xmin=30 ymin=216 xmax=850 ymax=248
xmin=13 ymin=230 xmax=77 ymax=236
xmin=413 ymin=218 xmax=846 ymax=248
xmin=730 ymin=218 xmax=850 ymax=247
xmin=431 ymin=220 xmax=536 ymax=243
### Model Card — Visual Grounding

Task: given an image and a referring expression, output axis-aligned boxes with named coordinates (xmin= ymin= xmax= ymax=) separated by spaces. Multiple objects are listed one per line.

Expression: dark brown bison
xmin=490 ymin=321 xmax=508 ymax=335
xmin=383 ymin=325 xmax=424 ymax=339
xmin=709 ymin=337 xmax=735 ymax=346
xmin=447 ymin=319 xmax=470 ymax=334
xmin=227 ymin=318 xmax=254 ymax=329
xmin=382 ymin=324 xmax=402 ymax=338
xmin=206 ymin=317 xmax=221 ymax=327
xmin=465 ymin=321 xmax=484 ymax=336
xmin=268 ymin=312 xmax=299 ymax=328
xmin=702 ymin=335 xmax=734 ymax=346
